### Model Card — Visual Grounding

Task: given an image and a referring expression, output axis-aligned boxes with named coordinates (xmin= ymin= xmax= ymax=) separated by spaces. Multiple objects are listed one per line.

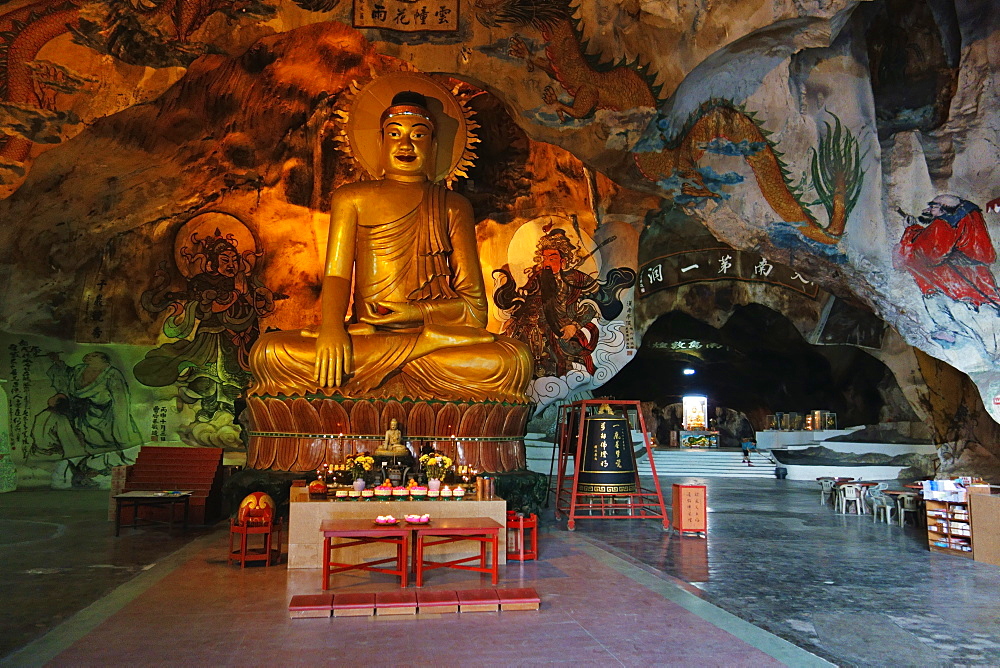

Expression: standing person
xmin=741 ymin=438 xmax=755 ymax=466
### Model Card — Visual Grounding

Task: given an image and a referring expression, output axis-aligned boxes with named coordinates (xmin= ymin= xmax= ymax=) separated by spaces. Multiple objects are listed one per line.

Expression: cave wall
xmin=0 ymin=0 xmax=999 ymax=484
xmin=0 ymin=22 xmax=643 ymax=487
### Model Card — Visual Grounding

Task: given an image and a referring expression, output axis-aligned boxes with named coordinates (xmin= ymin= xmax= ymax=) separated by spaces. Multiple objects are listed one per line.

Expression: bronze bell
xmin=577 ymin=407 xmax=637 ymax=494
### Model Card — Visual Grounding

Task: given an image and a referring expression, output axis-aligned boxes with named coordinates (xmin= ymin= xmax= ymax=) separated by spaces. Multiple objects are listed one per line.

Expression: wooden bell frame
xmin=553 ymin=399 xmax=669 ymax=531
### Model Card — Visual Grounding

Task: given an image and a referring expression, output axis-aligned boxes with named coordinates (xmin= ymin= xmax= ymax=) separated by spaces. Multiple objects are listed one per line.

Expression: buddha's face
xmin=390 ymin=418 xmax=398 ymax=429
xmin=380 ymin=114 xmax=434 ymax=179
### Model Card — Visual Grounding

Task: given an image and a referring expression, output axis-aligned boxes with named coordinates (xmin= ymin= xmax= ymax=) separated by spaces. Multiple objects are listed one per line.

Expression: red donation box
xmin=672 ymin=484 xmax=707 ymax=536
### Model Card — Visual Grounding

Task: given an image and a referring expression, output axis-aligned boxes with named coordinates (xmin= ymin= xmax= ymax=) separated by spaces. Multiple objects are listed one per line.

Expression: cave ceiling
xmin=0 ymin=0 xmax=999 ymax=426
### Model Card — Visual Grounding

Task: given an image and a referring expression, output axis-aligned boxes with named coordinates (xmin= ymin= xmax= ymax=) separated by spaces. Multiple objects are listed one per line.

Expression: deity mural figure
xmin=493 ymin=227 xmax=635 ymax=379
xmin=135 ymin=226 xmax=276 ymax=420
xmin=30 ymin=351 xmax=143 ymax=461
xmin=375 ymin=418 xmax=408 ymax=458
xmin=895 ymin=194 xmax=1000 ymax=351
xmin=248 ymin=80 xmax=532 ymax=403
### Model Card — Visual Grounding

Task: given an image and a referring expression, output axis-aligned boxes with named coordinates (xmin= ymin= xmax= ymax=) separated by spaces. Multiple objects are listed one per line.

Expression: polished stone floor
xmin=576 ymin=477 xmax=1000 ymax=667
xmin=1 ymin=477 xmax=999 ymax=666
xmin=0 ymin=489 xmax=214 ymax=659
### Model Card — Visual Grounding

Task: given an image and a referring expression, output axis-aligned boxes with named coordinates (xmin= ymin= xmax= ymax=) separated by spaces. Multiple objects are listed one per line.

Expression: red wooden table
xmin=414 ymin=518 xmax=502 ymax=587
xmin=320 ymin=519 xmax=411 ymax=589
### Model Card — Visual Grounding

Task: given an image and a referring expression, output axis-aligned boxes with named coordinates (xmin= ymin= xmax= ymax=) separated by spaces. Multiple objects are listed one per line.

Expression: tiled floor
xmin=578 ymin=477 xmax=1000 ymax=667
xmin=2 ymin=477 xmax=1000 ymax=666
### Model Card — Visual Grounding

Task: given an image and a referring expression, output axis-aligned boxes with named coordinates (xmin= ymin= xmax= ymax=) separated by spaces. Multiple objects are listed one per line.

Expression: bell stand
xmin=553 ymin=399 xmax=670 ymax=531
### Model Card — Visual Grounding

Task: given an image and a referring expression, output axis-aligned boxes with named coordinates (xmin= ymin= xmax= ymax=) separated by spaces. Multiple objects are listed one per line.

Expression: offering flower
xmin=346 ymin=453 xmax=375 ymax=479
xmin=419 ymin=451 xmax=454 ymax=480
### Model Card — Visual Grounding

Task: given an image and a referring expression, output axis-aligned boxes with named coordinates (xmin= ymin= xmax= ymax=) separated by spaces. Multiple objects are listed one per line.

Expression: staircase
xmin=639 ymin=448 xmax=775 ymax=478
xmin=525 ymin=436 xmax=774 ymax=478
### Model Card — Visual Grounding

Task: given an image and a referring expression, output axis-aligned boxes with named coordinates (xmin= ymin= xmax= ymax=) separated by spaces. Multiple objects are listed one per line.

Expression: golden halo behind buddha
xmin=342 ymin=72 xmax=478 ymax=185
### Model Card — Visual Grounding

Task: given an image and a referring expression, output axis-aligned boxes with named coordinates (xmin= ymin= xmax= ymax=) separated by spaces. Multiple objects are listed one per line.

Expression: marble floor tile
xmin=6 ymin=477 xmax=1000 ymax=666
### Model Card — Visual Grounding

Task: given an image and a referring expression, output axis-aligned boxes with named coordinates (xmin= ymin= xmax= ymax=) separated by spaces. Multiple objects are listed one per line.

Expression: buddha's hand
xmin=363 ymin=300 xmax=423 ymax=328
xmin=305 ymin=327 xmax=353 ymax=387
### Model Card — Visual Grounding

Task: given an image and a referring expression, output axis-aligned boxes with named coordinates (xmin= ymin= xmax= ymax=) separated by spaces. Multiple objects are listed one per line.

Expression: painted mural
xmin=894 ymin=195 xmax=1000 ymax=358
xmin=4 ymin=340 xmax=143 ymax=489
xmin=133 ymin=212 xmax=278 ymax=446
xmin=0 ymin=0 xmax=999 ymax=481
xmin=491 ymin=217 xmax=637 ymax=410
xmin=477 ymin=0 xmax=866 ymax=255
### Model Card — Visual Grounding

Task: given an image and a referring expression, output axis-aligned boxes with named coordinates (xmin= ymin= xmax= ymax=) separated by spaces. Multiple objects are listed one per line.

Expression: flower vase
xmin=353 ymin=478 xmax=366 ymax=492
xmin=427 ymin=478 xmax=442 ymax=492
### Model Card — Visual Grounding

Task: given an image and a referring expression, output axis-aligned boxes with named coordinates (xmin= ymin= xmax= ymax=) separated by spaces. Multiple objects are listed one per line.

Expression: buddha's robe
xmin=249 ymin=183 xmax=532 ymax=403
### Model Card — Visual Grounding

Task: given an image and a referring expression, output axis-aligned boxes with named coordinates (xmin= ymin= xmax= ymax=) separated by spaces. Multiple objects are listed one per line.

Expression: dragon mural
xmin=70 ymin=0 xmax=275 ymax=66
xmin=476 ymin=0 xmax=865 ymax=246
xmin=0 ymin=0 xmax=272 ymax=187
xmin=0 ymin=0 xmax=83 ymax=168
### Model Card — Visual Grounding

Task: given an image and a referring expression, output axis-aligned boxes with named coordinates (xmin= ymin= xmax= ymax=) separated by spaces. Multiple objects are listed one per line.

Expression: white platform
xmin=782 ymin=440 xmax=937 ymax=457
xmin=755 ymin=429 xmax=855 ymax=449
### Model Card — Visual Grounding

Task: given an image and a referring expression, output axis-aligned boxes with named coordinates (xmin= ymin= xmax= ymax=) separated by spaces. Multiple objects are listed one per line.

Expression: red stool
xmin=229 ymin=492 xmax=282 ymax=567
xmin=506 ymin=511 xmax=538 ymax=561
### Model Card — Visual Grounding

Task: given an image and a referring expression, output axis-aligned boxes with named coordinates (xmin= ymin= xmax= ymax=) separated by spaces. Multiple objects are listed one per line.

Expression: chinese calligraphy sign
xmin=637 ymin=248 xmax=820 ymax=299
xmin=354 ymin=0 xmax=458 ymax=32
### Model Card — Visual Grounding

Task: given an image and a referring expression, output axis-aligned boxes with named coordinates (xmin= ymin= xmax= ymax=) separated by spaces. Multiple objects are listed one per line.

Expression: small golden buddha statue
xmin=375 ymin=418 xmax=408 ymax=457
xmin=248 ymin=77 xmax=532 ymax=402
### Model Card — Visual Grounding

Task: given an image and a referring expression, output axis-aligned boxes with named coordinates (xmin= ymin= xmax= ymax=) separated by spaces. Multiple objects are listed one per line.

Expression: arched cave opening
xmin=600 ymin=305 xmax=916 ymax=444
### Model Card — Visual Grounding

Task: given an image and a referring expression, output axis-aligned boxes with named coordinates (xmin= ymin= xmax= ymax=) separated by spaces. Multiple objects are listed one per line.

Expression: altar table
xmin=290 ymin=487 xmax=507 ymax=568
xmin=321 ymin=519 xmax=411 ymax=589
xmin=414 ymin=517 xmax=502 ymax=587
xmin=320 ymin=517 xmax=502 ymax=589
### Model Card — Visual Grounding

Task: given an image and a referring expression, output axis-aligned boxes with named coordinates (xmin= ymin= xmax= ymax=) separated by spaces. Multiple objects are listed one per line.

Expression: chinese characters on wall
xmin=637 ymin=248 xmax=820 ymax=299
xmin=150 ymin=405 xmax=168 ymax=442
xmin=7 ymin=341 xmax=39 ymax=451
xmin=78 ymin=278 xmax=111 ymax=343
xmin=353 ymin=0 xmax=458 ymax=32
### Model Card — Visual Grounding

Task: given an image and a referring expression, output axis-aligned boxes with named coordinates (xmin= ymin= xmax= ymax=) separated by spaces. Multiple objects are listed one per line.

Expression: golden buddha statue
xmin=248 ymin=75 xmax=532 ymax=403
xmin=375 ymin=418 xmax=408 ymax=457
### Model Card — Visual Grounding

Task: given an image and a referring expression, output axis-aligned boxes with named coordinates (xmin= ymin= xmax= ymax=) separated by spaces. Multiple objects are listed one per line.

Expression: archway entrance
xmin=600 ymin=305 xmax=915 ymax=447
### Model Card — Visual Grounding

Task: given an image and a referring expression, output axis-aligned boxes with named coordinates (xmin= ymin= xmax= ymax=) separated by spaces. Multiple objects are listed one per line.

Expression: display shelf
xmin=925 ymin=499 xmax=973 ymax=558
